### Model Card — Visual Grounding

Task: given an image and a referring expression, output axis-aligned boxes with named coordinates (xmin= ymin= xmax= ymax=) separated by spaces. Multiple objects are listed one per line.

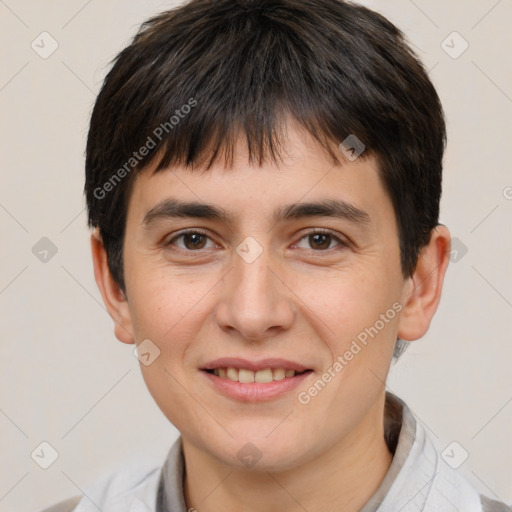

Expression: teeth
xmin=239 ymin=369 xmax=255 ymax=383
xmin=273 ymin=368 xmax=285 ymax=380
xmin=216 ymin=367 xmax=298 ymax=383
xmin=255 ymin=369 xmax=273 ymax=383
xmin=226 ymin=367 xmax=238 ymax=381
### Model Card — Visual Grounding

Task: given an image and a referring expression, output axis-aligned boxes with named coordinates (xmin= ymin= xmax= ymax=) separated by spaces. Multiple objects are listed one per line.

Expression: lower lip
xmin=201 ymin=370 xmax=313 ymax=402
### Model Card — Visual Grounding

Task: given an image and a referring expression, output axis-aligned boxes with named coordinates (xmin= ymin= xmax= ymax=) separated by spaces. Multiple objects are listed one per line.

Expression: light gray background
xmin=1 ymin=1 xmax=511 ymax=510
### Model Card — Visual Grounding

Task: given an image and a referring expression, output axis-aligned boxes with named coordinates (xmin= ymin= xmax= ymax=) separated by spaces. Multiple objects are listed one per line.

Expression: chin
xmin=206 ymin=427 xmax=313 ymax=472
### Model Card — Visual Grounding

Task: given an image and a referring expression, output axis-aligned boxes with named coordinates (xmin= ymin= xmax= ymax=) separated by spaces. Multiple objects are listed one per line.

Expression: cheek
xmin=126 ymin=266 xmax=223 ymax=391
xmin=294 ymin=275 xmax=400 ymax=424
xmin=126 ymin=257 xmax=206 ymax=337
xmin=297 ymin=265 xmax=402 ymax=341
xmin=128 ymin=273 xmax=212 ymax=425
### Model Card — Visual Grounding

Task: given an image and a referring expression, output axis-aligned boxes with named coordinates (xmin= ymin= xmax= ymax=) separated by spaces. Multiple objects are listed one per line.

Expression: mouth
xmin=203 ymin=367 xmax=311 ymax=383
xmin=200 ymin=358 xmax=314 ymax=401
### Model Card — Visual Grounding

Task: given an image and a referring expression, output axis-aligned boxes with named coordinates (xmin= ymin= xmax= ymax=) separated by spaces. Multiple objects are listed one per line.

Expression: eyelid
xmin=165 ymin=227 xmax=348 ymax=251
xmin=293 ymin=228 xmax=348 ymax=250
xmin=166 ymin=228 xmax=217 ymax=248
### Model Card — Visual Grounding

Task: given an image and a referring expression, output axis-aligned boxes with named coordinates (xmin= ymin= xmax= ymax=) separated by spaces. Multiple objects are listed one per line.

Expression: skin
xmin=92 ymin=122 xmax=450 ymax=512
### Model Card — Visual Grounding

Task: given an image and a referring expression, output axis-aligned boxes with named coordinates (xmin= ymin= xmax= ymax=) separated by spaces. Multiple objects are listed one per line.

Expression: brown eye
xmin=182 ymin=233 xmax=207 ymax=250
xmin=294 ymin=230 xmax=345 ymax=252
xmin=168 ymin=231 xmax=215 ymax=251
xmin=308 ymin=233 xmax=332 ymax=250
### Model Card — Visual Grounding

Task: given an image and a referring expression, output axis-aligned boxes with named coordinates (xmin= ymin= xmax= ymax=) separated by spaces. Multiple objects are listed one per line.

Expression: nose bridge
xmin=216 ymin=240 xmax=294 ymax=339
xmin=234 ymin=250 xmax=273 ymax=304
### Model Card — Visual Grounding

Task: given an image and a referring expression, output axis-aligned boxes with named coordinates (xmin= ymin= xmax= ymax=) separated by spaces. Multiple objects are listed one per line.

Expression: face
xmin=115 ymin=125 xmax=414 ymax=471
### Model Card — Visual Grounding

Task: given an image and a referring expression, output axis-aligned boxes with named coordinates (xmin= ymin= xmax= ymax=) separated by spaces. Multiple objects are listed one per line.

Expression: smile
xmin=205 ymin=367 xmax=305 ymax=383
xmin=201 ymin=359 xmax=314 ymax=402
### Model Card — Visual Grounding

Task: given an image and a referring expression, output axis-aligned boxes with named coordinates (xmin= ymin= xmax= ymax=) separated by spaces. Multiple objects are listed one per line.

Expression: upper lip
xmin=201 ymin=357 xmax=311 ymax=372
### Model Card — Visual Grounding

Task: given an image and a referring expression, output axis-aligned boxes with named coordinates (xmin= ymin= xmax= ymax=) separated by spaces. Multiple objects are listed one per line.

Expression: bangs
xmin=101 ymin=2 xmax=390 ymax=177
xmin=149 ymin=110 xmax=347 ymax=174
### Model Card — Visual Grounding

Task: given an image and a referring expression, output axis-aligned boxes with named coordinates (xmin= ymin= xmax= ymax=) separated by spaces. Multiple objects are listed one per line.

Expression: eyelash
xmin=166 ymin=228 xmax=347 ymax=253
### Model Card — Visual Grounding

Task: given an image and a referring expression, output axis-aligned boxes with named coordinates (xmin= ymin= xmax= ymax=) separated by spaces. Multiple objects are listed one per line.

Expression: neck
xmin=182 ymin=392 xmax=393 ymax=512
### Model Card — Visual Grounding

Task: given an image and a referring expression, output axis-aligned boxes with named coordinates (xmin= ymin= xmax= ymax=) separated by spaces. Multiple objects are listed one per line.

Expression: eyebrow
xmin=142 ymin=198 xmax=371 ymax=227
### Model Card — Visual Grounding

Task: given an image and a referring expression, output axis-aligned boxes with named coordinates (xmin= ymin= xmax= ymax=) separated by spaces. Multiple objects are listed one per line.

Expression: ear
xmin=90 ymin=228 xmax=135 ymax=344
xmin=397 ymin=225 xmax=451 ymax=341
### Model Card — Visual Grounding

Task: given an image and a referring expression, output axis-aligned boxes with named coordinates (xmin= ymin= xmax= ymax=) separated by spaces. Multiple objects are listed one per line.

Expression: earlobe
xmin=90 ymin=229 xmax=135 ymax=345
xmin=397 ymin=225 xmax=451 ymax=341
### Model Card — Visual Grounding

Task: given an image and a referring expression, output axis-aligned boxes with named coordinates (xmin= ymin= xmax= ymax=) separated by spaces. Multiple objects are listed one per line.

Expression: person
xmin=41 ymin=0 xmax=511 ymax=510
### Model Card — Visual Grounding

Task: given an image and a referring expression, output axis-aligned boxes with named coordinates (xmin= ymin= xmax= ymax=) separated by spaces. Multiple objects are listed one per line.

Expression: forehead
xmin=126 ymin=124 xmax=394 ymax=231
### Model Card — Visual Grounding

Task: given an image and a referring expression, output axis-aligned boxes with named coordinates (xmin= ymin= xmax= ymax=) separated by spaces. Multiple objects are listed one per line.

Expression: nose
xmin=214 ymin=246 xmax=295 ymax=342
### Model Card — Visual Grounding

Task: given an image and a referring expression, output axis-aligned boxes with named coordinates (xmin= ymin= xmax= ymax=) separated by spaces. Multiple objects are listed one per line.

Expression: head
xmin=87 ymin=0 xmax=450 ymax=471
